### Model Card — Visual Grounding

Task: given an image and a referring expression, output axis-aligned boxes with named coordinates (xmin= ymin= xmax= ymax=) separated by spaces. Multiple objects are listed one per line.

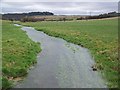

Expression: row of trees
xmin=77 ymin=12 xmax=119 ymax=20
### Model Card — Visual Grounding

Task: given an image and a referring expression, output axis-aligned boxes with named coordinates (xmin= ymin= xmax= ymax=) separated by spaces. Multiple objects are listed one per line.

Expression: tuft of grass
xmin=2 ymin=20 xmax=41 ymax=89
xmin=2 ymin=77 xmax=12 ymax=90
xmin=17 ymin=18 xmax=118 ymax=88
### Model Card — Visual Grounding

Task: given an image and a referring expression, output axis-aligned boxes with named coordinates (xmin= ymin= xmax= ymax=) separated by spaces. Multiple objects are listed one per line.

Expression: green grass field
xmin=17 ymin=18 xmax=118 ymax=88
xmin=2 ymin=21 xmax=41 ymax=89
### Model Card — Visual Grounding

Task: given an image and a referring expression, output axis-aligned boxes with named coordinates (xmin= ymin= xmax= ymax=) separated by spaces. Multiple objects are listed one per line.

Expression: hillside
xmin=2 ymin=12 xmax=54 ymax=20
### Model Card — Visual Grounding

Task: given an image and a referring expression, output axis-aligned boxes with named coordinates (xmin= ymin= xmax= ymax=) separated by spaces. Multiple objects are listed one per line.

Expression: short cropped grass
xmin=17 ymin=18 xmax=118 ymax=88
xmin=2 ymin=21 xmax=41 ymax=90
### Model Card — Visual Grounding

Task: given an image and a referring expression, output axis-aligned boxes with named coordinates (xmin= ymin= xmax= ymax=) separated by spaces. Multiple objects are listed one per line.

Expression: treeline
xmin=77 ymin=12 xmax=120 ymax=20
xmin=2 ymin=12 xmax=54 ymax=21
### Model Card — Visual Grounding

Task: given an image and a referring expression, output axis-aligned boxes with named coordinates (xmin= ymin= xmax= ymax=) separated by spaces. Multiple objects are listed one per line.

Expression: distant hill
xmin=2 ymin=11 xmax=119 ymax=21
xmin=2 ymin=12 xmax=54 ymax=20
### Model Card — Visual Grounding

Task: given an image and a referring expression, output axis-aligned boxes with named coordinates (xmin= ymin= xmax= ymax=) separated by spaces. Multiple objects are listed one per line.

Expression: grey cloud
xmin=1 ymin=2 xmax=118 ymax=15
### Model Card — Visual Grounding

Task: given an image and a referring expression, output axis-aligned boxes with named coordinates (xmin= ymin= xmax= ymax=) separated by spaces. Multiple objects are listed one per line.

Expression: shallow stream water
xmin=14 ymin=24 xmax=107 ymax=88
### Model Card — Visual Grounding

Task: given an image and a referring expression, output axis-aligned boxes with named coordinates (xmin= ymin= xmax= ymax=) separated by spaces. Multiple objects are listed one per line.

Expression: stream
xmin=14 ymin=24 xmax=107 ymax=88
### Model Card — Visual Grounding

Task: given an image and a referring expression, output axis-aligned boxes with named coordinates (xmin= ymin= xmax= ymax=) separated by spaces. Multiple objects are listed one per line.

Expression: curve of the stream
xmin=14 ymin=24 xmax=107 ymax=88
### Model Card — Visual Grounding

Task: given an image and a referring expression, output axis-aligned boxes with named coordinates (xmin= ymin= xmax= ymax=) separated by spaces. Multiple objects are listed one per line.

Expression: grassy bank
xmin=2 ymin=21 xmax=41 ymax=90
xmin=17 ymin=18 xmax=118 ymax=88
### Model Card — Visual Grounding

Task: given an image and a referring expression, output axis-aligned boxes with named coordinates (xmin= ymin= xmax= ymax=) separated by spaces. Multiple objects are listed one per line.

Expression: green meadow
xmin=2 ymin=21 xmax=41 ymax=89
xmin=17 ymin=18 xmax=118 ymax=88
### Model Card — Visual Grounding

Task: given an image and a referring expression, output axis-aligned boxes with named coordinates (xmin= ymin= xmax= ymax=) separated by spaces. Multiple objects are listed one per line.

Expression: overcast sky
xmin=1 ymin=0 xmax=119 ymax=15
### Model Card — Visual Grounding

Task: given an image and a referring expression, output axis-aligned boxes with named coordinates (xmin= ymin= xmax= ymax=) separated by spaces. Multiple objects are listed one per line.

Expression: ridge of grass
xmin=2 ymin=21 xmax=41 ymax=90
xmin=17 ymin=18 xmax=118 ymax=88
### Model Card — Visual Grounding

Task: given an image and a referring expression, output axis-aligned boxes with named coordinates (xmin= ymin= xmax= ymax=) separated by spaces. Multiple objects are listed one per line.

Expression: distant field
xmin=2 ymin=21 xmax=41 ymax=89
xmin=17 ymin=18 xmax=118 ymax=88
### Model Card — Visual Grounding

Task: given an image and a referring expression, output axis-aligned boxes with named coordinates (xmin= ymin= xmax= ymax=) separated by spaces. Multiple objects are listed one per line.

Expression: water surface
xmin=14 ymin=24 xmax=107 ymax=88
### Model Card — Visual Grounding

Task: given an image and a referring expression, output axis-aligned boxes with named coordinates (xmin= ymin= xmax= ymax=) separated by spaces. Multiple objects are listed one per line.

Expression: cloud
xmin=1 ymin=0 xmax=119 ymax=2
xmin=1 ymin=2 xmax=118 ymax=15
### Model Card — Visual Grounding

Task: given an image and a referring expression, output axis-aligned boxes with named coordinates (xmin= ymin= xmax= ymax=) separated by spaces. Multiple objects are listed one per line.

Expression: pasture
xmin=2 ymin=21 xmax=41 ymax=89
